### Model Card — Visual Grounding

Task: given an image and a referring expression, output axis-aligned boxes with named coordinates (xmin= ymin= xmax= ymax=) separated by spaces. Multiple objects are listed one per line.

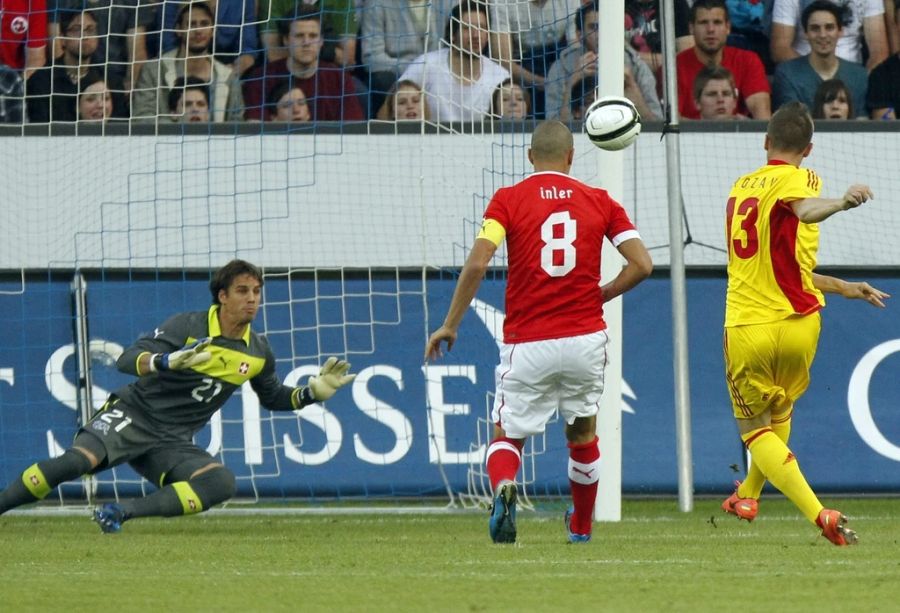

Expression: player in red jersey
xmin=0 ymin=0 xmax=47 ymax=79
xmin=425 ymin=120 xmax=652 ymax=544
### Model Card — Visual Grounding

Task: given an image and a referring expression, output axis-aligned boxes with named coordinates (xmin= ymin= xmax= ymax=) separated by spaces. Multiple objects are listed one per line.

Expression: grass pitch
xmin=1 ymin=498 xmax=897 ymax=612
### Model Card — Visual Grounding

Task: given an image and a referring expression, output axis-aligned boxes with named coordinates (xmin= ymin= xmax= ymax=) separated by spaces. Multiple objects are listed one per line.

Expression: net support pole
xmin=594 ymin=0 xmax=626 ymax=522
xmin=661 ymin=0 xmax=694 ymax=511
xmin=71 ymin=272 xmax=97 ymax=504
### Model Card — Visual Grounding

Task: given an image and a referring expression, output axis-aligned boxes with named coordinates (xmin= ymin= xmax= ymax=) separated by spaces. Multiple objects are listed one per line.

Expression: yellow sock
xmin=738 ymin=411 xmax=793 ymax=499
xmin=741 ymin=427 xmax=822 ymax=523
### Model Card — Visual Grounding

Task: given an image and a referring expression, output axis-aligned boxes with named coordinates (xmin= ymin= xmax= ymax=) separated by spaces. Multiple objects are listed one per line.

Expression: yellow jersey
xmin=725 ymin=160 xmax=824 ymax=327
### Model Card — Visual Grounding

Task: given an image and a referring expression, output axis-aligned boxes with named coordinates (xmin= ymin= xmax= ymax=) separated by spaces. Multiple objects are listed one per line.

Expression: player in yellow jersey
xmin=720 ymin=101 xmax=889 ymax=546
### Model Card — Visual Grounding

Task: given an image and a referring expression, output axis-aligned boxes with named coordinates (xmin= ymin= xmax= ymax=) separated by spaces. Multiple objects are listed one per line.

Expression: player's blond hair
xmin=767 ymin=101 xmax=814 ymax=153
xmin=530 ymin=120 xmax=574 ymax=162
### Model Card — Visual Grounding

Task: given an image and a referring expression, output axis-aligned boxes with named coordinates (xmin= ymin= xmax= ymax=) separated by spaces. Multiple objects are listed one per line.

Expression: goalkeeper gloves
xmin=149 ymin=337 xmax=213 ymax=372
xmin=307 ymin=357 xmax=356 ymax=401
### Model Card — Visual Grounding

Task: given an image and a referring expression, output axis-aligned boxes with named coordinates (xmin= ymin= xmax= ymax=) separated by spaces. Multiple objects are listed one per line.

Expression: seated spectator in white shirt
xmin=399 ymin=0 xmax=509 ymax=123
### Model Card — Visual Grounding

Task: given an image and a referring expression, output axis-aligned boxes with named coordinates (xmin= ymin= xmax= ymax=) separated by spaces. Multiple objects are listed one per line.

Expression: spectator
xmin=812 ymin=77 xmax=855 ymax=117
xmin=489 ymin=0 xmax=581 ymax=118
xmin=567 ymin=73 xmax=597 ymax=121
xmin=886 ymin=0 xmax=900 ymax=53
xmin=77 ymin=72 xmax=113 ymax=122
xmin=625 ymin=0 xmax=693 ymax=80
xmin=490 ymin=78 xmax=529 ymax=119
xmin=375 ymin=78 xmax=430 ymax=120
xmin=1 ymin=0 xmax=48 ymax=79
xmin=267 ymin=81 xmax=311 ymax=121
xmin=725 ymin=0 xmax=776 ymax=73
xmin=157 ymin=0 xmax=259 ymax=76
xmin=132 ymin=2 xmax=244 ymax=122
xmin=676 ymin=0 xmax=771 ymax=119
xmin=866 ymin=40 xmax=900 ymax=117
xmin=360 ymin=0 xmax=455 ymax=117
xmin=770 ymin=0 xmax=889 ymax=71
xmin=398 ymin=0 xmax=509 ymax=123
xmin=51 ymin=0 xmax=152 ymax=91
xmin=259 ymin=0 xmax=357 ymax=68
xmin=27 ymin=8 xmax=126 ymax=122
xmin=545 ymin=0 xmax=661 ymax=121
xmin=168 ymin=75 xmax=211 ymax=122
xmin=0 ymin=63 xmax=25 ymax=122
xmin=243 ymin=5 xmax=364 ymax=121
xmin=693 ymin=65 xmax=746 ymax=119
xmin=772 ymin=1 xmax=868 ymax=116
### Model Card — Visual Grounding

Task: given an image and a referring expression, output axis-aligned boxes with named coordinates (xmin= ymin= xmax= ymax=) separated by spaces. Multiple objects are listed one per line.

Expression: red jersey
xmin=483 ymin=171 xmax=638 ymax=344
xmin=676 ymin=46 xmax=770 ymax=119
xmin=0 ymin=0 xmax=47 ymax=70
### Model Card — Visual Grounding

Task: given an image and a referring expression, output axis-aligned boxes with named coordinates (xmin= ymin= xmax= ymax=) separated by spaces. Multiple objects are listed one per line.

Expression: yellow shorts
xmin=723 ymin=313 xmax=820 ymax=420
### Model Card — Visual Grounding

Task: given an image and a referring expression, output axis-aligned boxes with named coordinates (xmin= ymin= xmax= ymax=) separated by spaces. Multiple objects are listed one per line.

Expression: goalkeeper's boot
xmin=488 ymin=481 xmax=517 ymax=544
xmin=93 ymin=503 xmax=125 ymax=534
xmin=564 ymin=507 xmax=591 ymax=543
xmin=721 ymin=481 xmax=758 ymax=522
xmin=817 ymin=509 xmax=858 ymax=546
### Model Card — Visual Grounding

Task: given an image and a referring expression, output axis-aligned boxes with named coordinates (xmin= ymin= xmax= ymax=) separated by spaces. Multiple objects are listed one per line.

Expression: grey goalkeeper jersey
xmin=113 ymin=305 xmax=302 ymax=435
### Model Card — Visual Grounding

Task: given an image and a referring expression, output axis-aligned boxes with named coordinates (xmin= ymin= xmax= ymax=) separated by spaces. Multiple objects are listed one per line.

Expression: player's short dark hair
xmin=443 ymin=0 xmax=491 ymax=49
xmin=767 ymin=101 xmax=814 ymax=153
xmin=277 ymin=3 xmax=322 ymax=39
xmin=690 ymin=0 xmax=729 ymax=23
xmin=168 ymin=76 xmax=210 ymax=113
xmin=575 ymin=0 xmax=598 ymax=33
xmin=530 ymin=120 xmax=574 ymax=161
xmin=812 ymin=78 xmax=854 ymax=119
xmin=801 ymin=0 xmax=844 ymax=32
xmin=692 ymin=65 xmax=735 ymax=101
xmin=210 ymin=259 xmax=264 ymax=304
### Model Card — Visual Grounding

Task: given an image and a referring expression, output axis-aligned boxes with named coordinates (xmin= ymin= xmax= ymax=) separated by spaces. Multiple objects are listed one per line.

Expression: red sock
xmin=568 ymin=436 xmax=600 ymax=535
xmin=486 ymin=437 xmax=524 ymax=492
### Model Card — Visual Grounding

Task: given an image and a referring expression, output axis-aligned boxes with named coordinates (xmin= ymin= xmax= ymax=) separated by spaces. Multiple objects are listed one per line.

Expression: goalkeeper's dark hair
xmin=210 ymin=260 xmax=264 ymax=304
xmin=767 ymin=101 xmax=814 ymax=153
xmin=277 ymin=3 xmax=322 ymax=39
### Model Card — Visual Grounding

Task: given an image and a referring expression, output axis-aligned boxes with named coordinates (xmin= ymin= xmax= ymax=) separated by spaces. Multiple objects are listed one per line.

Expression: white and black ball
xmin=583 ymin=95 xmax=642 ymax=151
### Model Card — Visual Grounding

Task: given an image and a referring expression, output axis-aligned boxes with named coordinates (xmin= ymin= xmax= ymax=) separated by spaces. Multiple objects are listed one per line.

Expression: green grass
xmin=2 ymin=498 xmax=898 ymax=612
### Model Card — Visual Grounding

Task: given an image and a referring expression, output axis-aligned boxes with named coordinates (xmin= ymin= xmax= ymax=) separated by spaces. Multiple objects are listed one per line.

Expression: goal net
xmin=3 ymin=1 xmax=899 ymax=514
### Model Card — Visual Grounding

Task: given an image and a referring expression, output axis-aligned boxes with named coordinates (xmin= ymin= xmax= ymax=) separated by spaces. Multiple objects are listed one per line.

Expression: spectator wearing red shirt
xmin=1 ymin=0 xmax=47 ymax=79
xmin=676 ymin=0 xmax=771 ymax=119
xmin=242 ymin=5 xmax=363 ymax=122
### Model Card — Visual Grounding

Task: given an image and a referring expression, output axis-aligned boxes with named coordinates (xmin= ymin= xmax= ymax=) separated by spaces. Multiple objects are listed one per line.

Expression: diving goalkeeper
xmin=0 ymin=259 xmax=355 ymax=532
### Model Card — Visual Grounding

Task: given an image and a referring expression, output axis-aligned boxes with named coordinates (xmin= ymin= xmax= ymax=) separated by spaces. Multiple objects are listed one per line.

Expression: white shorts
xmin=491 ymin=330 xmax=609 ymax=438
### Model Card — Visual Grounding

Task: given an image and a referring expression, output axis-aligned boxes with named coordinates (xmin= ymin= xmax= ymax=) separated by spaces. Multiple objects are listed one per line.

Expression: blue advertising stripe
xmin=0 ymin=274 xmax=899 ymax=496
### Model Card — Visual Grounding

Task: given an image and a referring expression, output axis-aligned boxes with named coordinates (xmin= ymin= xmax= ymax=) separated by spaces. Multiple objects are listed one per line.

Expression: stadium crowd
xmin=1 ymin=0 xmax=898 ymax=125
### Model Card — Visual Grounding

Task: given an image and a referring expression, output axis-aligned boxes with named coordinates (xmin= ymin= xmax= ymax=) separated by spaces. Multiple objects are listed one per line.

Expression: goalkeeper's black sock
xmin=121 ymin=466 xmax=236 ymax=519
xmin=0 ymin=450 xmax=92 ymax=514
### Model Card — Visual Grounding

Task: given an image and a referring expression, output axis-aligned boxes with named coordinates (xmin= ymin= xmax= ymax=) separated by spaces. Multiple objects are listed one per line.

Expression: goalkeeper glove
xmin=307 ymin=357 xmax=356 ymax=401
xmin=149 ymin=337 xmax=213 ymax=372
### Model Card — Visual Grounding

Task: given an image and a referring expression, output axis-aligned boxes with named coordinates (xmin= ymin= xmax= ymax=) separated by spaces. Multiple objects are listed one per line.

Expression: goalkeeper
xmin=0 ymin=259 xmax=355 ymax=532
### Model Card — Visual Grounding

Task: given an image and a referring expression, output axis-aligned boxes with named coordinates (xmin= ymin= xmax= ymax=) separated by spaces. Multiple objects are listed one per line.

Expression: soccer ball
xmin=583 ymin=96 xmax=642 ymax=151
